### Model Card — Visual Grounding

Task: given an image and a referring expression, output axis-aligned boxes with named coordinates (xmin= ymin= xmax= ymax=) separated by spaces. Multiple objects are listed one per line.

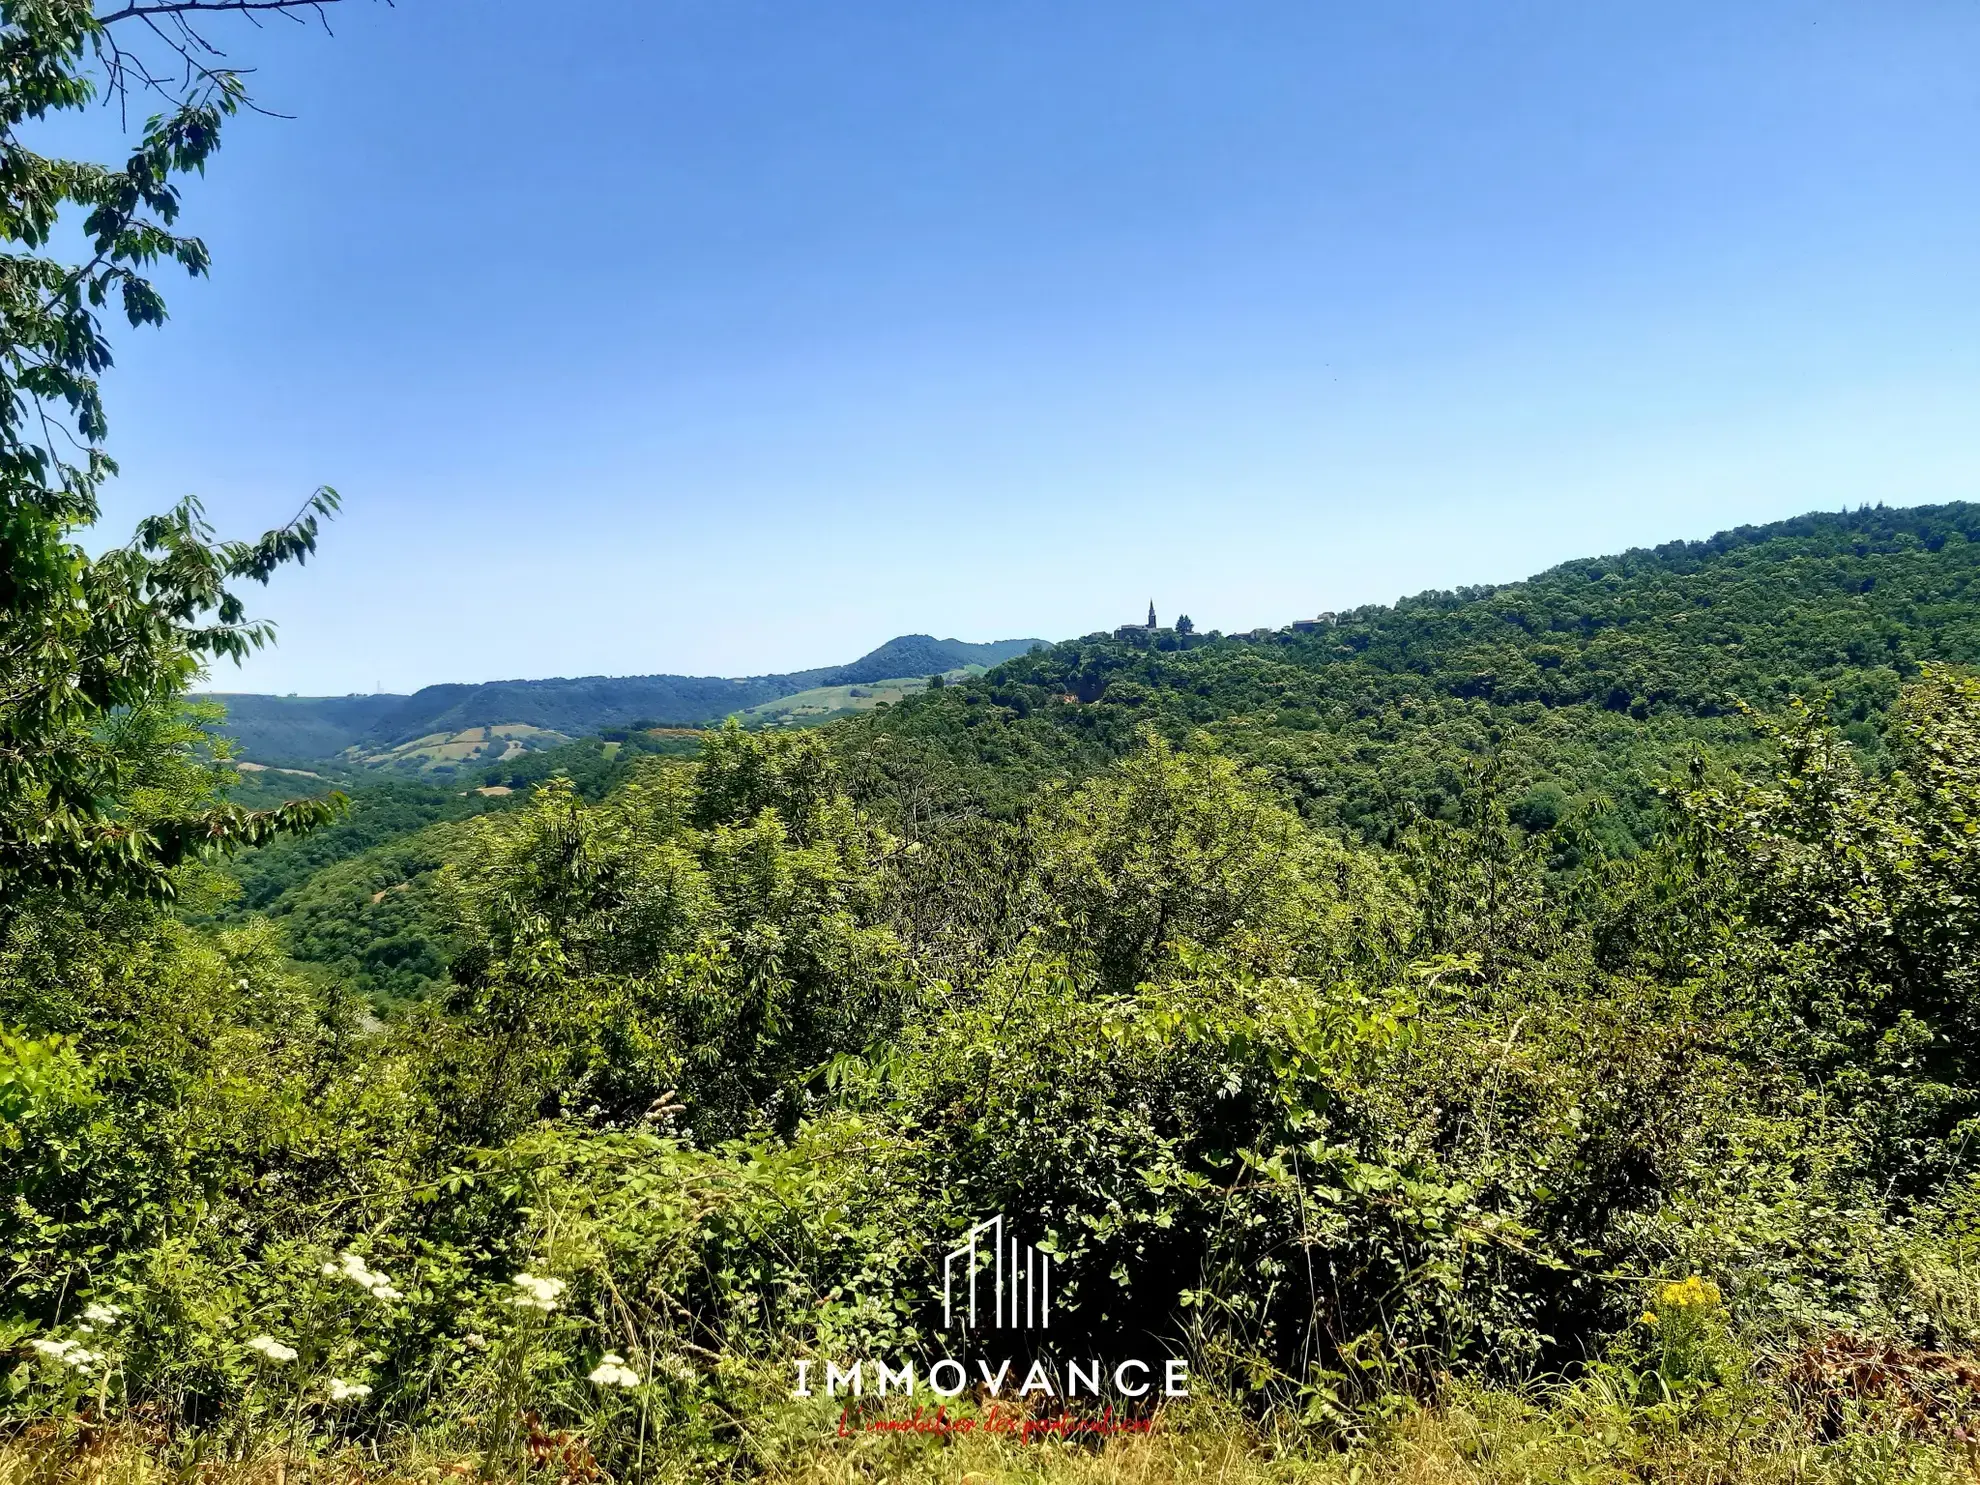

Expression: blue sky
xmin=73 ymin=0 xmax=1980 ymax=693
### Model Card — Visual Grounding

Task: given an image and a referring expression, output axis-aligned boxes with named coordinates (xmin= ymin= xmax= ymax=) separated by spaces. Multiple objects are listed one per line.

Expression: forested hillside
xmin=199 ymin=693 xmax=412 ymax=763
xmin=19 ymin=491 xmax=1980 ymax=1482
xmin=207 ymin=634 xmax=1045 ymax=764
xmin=212 ymin=731 xmax=702 ymax=1001
xmin=198 ymin=503 xmax=1980 ymax=1077
xmin=846 ymin=503 xmax=1980 ymax=847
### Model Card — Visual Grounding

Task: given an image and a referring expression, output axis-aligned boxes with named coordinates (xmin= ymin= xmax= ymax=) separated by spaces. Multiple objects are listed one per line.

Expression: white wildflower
xmin=246 ymin=1335 xmax=299 ymax=1363
xmin=507 ymin=1272 xmax=566 ymax=1312
xmin=82 ymin=1302 xmax=122 ymax=1326
xmin=31 ymin=1337 xmax=106 ymax=1372
xmin=587 ymin=1352 xmax=640 ymax=1388
xmin=332 ymin=1251 xmax=401 ymax=1302
xmin=326 ymin=1378 xmax=373 ymax=1402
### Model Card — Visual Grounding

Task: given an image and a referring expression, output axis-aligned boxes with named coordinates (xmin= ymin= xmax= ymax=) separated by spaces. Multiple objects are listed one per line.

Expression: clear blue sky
xmin=76 ymin=0 xmax=1980 ymax=694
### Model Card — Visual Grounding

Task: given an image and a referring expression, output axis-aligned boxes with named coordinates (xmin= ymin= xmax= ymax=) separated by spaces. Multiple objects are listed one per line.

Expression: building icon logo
xmin=941 ymin=1214 xmax=1052 ymax=1331
xmin=788 ymin=1214 xmax=1192 ymax=1403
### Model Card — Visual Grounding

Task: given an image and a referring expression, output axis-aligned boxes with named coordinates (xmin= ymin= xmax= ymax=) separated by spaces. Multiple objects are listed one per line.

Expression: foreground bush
xmin=11 ymin=687 xmax=1980 ymax=1479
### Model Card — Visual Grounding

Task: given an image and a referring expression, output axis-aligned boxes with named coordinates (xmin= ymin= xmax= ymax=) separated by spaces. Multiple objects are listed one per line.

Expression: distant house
xmin=1289 ymin=612 xmax=1338 ymax=634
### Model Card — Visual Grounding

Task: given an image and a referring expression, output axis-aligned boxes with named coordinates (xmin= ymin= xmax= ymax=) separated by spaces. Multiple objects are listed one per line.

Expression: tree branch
xmin=95 ymin=2 xmax=341 ymax=23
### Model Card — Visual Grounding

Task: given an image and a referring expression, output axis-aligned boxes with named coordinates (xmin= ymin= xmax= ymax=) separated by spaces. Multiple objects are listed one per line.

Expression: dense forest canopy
xmin=19 ymin=629 xmax=1980 ymax=1479
xmin=180 ymin=503 xmax=1980 ymax=1100
xmin=846 ymin=503 xmax=1980 ymax=844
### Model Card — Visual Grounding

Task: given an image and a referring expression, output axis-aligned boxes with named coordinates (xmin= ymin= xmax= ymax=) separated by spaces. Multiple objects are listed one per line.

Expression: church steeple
xmin=1147 ymin=600 xmax=1157 ymax=629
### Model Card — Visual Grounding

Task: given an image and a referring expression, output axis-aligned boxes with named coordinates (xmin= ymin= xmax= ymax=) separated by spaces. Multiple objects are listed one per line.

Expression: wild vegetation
xmin=16 ymin=654 xmax=1980 ymax=1482
xmin=10 ymin=4 xmax=1980 ymax=1483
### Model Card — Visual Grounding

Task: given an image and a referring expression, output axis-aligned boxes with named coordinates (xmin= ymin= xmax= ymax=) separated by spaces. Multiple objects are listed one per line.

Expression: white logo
xmin=790 ymin=1214 xmax=1192 ymax=1404
xmin=941 ymin=1213 xmax=1052 ymax=1331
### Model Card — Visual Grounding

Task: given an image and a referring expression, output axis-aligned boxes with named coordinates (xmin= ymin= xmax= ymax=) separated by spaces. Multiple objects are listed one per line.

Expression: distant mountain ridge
xmin=205 ymin=635 xmax=1046 ymax=764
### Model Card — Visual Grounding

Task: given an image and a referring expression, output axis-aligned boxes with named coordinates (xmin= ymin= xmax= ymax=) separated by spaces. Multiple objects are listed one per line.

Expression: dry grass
xmin=8 ymin=1387 xmax=1980 ymax=1485
xmin=757 ymin=1405 xmax=1980 ymax=1485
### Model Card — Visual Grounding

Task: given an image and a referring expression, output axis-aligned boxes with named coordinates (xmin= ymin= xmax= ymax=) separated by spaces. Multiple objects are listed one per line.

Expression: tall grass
xmin=8 ymin=1381 xmax=1978 ymax=1485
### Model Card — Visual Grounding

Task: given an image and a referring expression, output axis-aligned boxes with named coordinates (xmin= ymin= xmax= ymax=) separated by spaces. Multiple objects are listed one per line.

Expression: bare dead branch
xmin=95 ymin=1 xmax=340 ymax=24
xmin=89 ymin=0 xmax=376 ymax=119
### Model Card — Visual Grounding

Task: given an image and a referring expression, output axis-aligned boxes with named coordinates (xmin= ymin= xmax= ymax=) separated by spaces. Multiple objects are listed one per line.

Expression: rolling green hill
xmin=729 ymin=667 xmax=993 ymax=728
xmin=200 ymin=692 xmax=411 ymax=764
xmin=203 ymin=634 xmax=1044 ymax=765
xmin=841 ymin=503 xmax=1980 ymax=845
xmin=346 ymin=722 xmax=571 ymax=773
xmin=211 ymin=727 xmax=708 ymax=998
xmin=231 ymin=501 xmax=1980 ymax=1006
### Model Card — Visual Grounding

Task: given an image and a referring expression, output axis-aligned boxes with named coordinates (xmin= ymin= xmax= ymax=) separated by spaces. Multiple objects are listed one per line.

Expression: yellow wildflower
xmin=1656 ymin=1275 xmax=1721 ymax=1311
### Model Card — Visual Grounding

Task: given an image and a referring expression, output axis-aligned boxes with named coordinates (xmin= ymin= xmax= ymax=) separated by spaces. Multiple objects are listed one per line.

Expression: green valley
xmin=9 ymin=7 xmax=1977 ymax=1480
xmin=201 ymin=502 xmax=1980 ymax=1026
xmin=22 ymin=494 xmax=1980 ymax=1483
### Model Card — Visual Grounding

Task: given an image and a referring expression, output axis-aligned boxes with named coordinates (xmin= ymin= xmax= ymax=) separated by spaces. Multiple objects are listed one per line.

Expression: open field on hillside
xmin=347 ymin=723 xmax=570 ymax=773
xmin=732 ymin=669 xmax=986 ymax=728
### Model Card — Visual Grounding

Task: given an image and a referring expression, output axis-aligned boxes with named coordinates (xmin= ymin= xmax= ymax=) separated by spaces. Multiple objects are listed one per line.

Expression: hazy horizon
xmin=195 ymin=494 xmax=1931 ymax=698
xmin=196 ymin=632 xmax=1058 ymax=697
